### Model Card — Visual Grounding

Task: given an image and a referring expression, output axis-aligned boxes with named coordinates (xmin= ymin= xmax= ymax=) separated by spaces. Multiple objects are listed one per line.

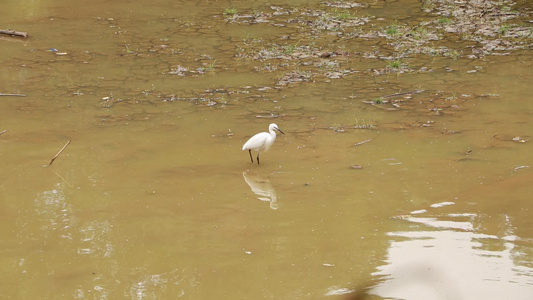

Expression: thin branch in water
xmin=382 ymin=89 xmax=423 ymax=99
xmin=0 ymin=29 xmax=29 ymax=38
xmin=0 ymin=93 xmax=27 ymax=97
xmin=0 ymin=130 xmax=8 ymax=136
xmin=48 ymin=140 xmax=71 ymax=167
xmin=256 ymin=114 xmax=280 ymax=118
xmin=354 ymin=138 xmax=373 ymax=147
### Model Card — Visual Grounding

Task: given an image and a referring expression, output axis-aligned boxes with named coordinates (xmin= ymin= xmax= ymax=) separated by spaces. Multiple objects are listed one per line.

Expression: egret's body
xmin=242 ymin=123 xmax=284 ymax=164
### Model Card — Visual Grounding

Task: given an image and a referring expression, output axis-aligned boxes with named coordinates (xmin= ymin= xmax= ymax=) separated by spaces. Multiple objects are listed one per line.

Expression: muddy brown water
xmin=1 ymin=1 xmax=532 ymax=299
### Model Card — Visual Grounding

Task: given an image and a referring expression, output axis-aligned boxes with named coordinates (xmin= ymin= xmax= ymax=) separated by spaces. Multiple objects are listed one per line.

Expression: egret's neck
xmin=270 ymin=129 xmax=277 ymax=138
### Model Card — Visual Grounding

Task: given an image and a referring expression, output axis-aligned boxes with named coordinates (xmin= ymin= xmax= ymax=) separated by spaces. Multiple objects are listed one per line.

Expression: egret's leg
xmin=248 ymin=150 xmax=253 ymax=163
xmin=257 ymin=154 xmax=260 ymax=165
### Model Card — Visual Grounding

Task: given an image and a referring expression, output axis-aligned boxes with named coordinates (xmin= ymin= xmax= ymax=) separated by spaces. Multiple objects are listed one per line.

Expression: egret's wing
xmin=242 ymin=132 xmax=269 ymax=151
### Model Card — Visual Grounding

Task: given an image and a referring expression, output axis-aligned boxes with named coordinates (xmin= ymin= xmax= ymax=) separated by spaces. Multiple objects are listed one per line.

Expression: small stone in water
xmin=350 ymin=165 xmax=362 ymax=169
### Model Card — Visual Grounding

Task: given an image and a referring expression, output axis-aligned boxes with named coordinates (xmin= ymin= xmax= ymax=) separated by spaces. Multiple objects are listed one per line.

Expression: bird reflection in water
xmin=242 ymin=171 xmax=279 ymax=210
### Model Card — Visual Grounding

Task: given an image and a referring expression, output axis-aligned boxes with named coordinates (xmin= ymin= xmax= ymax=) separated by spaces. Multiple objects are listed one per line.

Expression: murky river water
xmin=1 ymin=1 xmax=532 ymax=299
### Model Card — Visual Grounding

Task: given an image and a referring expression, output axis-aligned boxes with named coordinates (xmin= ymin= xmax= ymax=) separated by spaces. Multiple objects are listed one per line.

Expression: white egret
xmin=242 ymin=123 xmax=284 ymax=165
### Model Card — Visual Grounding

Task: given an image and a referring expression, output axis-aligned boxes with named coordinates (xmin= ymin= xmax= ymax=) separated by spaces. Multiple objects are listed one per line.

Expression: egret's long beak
xmin=275 ymin=127 xmax=285 ymax=135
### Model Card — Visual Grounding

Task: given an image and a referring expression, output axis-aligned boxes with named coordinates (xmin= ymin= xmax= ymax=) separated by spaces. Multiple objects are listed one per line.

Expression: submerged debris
xmin=277 ymin=70 xmax=313 ymax=85
xmin=72 ymin=0 xmax=531 ymax=133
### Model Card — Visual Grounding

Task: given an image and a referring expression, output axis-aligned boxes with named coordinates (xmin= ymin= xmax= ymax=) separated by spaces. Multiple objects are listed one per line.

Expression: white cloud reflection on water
xmin=371 ymin=206 xmax=533 ymax=300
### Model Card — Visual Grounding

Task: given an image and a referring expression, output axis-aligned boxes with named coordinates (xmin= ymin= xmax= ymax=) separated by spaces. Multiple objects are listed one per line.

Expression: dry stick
xmin=48 ymin=140 xmax=71 ymax=167
xmin=382 ymin=89 xmax=423 ymax=99
xmin=0 ymin=130 xmax=8 ymax=136
xmin=354 ymin=138 xmax=373 ymax=147
xmin=0 ymin=93 xmax=27 ymax=97
xmin=256 ymin=114 xmax=280 ymax=118
xmin=0 ymin=29 xmax=29 ymax=38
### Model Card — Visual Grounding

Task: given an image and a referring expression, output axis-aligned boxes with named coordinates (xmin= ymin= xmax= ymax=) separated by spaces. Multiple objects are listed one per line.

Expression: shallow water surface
xmin=1 ymin=0 xmax=532 ymax=299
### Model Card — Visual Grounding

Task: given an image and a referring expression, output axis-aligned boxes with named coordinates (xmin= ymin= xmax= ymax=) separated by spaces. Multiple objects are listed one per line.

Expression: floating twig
xmin=382 ymin=89 xmax=424 ymax=99
xmin=514 ymin=165 xmax=529 ymax=171
xmin=48 ymin=140 xmax=71 ymax=167
xmin=0 ymin=29 xmax=29 ymax=38
xmin=256 ymin=114 xmax=281 ymax=118
xmin=0 ymin=130 xmax=7 ymax=136
xmin=354 ymin=138 xmax=373 ymax=147
xmin=0 ymin=93 xmax=27 ymax=97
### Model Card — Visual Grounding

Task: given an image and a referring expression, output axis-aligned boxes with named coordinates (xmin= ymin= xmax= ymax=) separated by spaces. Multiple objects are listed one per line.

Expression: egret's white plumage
xmin=242 ymin=123 xmax=284 ymax=164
